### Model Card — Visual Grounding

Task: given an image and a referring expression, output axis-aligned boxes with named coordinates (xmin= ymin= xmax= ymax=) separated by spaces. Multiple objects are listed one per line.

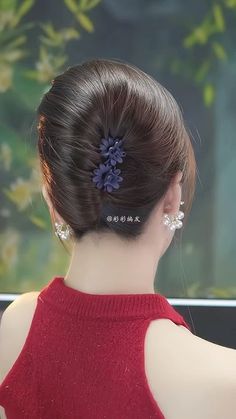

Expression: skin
xmin=1 ymin=171 xmax=236 ymax=419
xmin=42 ymin=171 xmax=183 ymax=295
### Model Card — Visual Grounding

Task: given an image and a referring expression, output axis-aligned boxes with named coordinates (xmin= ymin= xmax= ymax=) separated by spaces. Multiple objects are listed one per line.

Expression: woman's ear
xmin=42 ymin=185 xmax=52 ymax=210
xmin=42 ymin=185 xmax=65 ymax=224
xmin=163 ymin=171 xmax=183 ymax=215
xmin=174 ymin=171 xmax=183 ymax=185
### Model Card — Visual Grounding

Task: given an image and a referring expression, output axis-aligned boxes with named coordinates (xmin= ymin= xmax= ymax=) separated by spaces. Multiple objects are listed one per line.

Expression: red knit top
xmin=0 ymin=276 xmax=192 ymax=419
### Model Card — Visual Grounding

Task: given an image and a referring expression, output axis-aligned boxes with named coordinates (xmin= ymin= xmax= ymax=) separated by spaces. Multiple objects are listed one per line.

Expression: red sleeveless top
xmin=0 ymin=276 xmax=192 ymax=418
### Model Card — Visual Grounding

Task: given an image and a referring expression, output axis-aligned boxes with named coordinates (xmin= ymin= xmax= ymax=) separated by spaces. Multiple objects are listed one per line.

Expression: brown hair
xmin=37 ymin=58 xmax=196 ymax=241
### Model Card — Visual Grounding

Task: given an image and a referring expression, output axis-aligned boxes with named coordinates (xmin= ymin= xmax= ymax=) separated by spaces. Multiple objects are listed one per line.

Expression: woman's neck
xmin=64 ymin=232 xmax=161 ymax=295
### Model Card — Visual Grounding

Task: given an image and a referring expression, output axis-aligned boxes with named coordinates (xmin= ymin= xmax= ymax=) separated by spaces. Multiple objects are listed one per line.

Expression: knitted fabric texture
xmin=0 ymin=276 xmax=192 ymax=419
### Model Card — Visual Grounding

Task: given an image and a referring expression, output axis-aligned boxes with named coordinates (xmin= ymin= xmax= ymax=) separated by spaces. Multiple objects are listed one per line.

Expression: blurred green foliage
xmin=169 ymin=0 xmax=235 ymax=106
xmin=0 ymin=0 xmax=101 ymax=292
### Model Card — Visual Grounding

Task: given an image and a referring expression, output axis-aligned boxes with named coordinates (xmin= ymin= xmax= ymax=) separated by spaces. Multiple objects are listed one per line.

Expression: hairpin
xmin=92 ymin=136 xmax=126 ymax=192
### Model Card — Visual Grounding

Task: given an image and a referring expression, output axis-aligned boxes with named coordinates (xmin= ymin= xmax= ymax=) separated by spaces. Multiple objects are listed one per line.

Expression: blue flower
xmin=92 ymin=164 xmax=123 ymax=192
xmin=92 ymin=135 xmax=126 ymax=192
xmin=100 ymin=137 xmax=126 ymax=166
xmin=92 ymin=163 xmax=112 ymax=189
xmin=99 ymin=137 xmax=114 ymax=156
xmin=103 ymin=167 xmax=123 ymax=192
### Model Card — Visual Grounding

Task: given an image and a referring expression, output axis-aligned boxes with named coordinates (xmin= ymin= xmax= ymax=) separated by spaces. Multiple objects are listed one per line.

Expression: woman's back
xmin=1 ymin=276 xmax=236 ymax=418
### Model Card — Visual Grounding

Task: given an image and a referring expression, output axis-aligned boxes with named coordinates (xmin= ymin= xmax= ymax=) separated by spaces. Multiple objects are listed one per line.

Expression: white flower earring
xmin=163 ymin=201 xmax=185 ymax=231
xmin=54 ymin=221 xmax=72 ymax=240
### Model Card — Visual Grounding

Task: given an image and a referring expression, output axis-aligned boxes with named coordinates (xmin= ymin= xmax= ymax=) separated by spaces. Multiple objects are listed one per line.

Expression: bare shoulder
xmin=144 ymin=318 xmax=236 ymax=419
xmin=0 ymin=291 xmax=39 ymax=419
xmin=0 ymin=292 xmax=40 ymax=383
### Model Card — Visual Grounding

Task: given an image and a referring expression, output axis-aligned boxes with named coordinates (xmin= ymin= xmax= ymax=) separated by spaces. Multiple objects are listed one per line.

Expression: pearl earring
xmin=163 ymin=201 xmax=185 ymax=231
xmin=54 ymin=222 xmax=72 ymax=240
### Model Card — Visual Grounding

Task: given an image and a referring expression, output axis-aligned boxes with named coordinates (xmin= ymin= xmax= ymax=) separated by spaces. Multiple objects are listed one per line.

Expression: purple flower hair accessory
xmin=92 ymin=135 xmax=126 ymax=192
xmin=100 ymin=137 xmax=126 ymax=166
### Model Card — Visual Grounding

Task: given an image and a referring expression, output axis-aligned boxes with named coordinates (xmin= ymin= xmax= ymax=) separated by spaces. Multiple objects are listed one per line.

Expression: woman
xmin=0 ymin=58 xmax=236 ymax=419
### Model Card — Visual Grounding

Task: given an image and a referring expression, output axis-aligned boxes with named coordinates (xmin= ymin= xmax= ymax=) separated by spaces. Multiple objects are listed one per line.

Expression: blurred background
xmin=0 ymin=0 xmax=236 ymax=299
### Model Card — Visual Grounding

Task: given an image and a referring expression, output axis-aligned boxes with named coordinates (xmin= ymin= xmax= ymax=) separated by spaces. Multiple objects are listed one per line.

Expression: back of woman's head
xmin=37 ymin=58 xmax=196 ymax=242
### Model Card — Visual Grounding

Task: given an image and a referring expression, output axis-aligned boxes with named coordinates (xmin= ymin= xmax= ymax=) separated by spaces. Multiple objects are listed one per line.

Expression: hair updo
xmin=37 ymin=58 xmax=196 ymax=242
